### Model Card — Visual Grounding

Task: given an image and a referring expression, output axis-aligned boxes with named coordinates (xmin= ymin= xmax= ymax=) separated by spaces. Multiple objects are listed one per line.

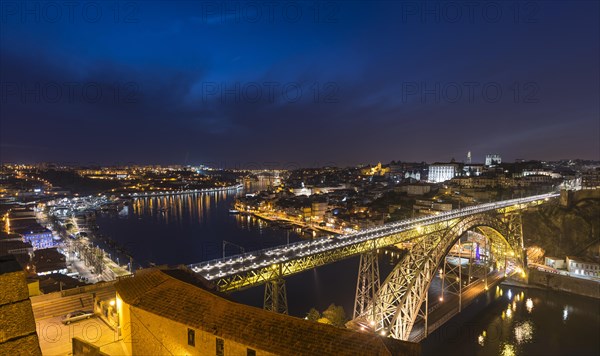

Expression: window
xmin=216 ymin=338 xmax=224 ymax=356
xmin=187 ymin=328 xmax=195 ymax=347
xmin=247 ymin=349 xmax=256 ymax=356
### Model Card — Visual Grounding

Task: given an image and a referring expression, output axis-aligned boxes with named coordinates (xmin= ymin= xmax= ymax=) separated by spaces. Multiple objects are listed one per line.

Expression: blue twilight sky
xmin=0 ymin=0 xmax=598 ymax=167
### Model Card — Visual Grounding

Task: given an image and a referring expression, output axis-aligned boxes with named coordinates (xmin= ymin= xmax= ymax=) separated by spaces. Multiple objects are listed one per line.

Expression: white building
xmin=463 ymin=164 xmax=484 ymax=177
xmin=485 ymin=154 xmax=502 ymax=167
xmin=544 ymin=256 xmax=565 ymax=269
xmin=522 ymin=170 xmax=562 ymax=179
xmin=428 ymin=163 xmax=460 ymax=183
xmin=404 ymin=171 xmax=421 ymax=181
xmin=566 ymin=256 xmax=600 ymax=278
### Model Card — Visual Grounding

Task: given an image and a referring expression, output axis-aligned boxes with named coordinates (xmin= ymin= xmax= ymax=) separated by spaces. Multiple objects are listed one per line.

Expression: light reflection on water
xmin=513 ymin=321 xmax=533 ymax=344
xmin=425 ymin=285 xmax=600 ymax=356
xmin=96 ymin=178 xmax=317 ymax=267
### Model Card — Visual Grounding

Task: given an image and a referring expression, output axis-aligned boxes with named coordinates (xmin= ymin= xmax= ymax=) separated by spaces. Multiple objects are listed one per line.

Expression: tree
xmin=322 ymin=304 xmax=347 ymax=328
xmin=306 ymin=308 xmax=320 ymax=322
xmin=317 ymin=317 xmax=332 ymax=325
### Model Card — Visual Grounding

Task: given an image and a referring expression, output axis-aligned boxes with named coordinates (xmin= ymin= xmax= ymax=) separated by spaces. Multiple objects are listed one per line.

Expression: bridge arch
xmin=357 ymin=212 xmax=524 ymax=340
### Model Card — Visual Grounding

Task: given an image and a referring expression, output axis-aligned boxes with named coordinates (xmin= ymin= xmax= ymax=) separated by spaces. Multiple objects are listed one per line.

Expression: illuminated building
xmin=428 ymin=163 xmax=460 ymax=183
xmin=485 ymin=154 xmax=502 ymax=167
xmin=566 ymin=256 xmax=600 ymax=278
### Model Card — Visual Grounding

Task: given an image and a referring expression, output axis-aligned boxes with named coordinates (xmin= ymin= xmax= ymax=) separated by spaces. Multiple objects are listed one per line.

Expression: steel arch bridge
xmin=353 ymin=211 xmax=525 ymax=340
xmin=188 ymin=192 xmax=557 ymax=325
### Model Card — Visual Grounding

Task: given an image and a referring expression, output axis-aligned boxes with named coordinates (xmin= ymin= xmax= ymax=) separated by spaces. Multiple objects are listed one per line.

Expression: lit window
xmin=216 ymin=338 xmax=224 ymax=356
xmin=187 ymin=329 xmax=195 ymax=347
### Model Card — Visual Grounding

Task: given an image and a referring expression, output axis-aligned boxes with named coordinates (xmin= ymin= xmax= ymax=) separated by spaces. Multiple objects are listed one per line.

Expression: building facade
xmin=21 ymin=228 xmax=54 ymax=250
xmin=485 ymin=154 xmax=502 ymax=167
xmin=428 ymin=163 xmax=460 ymax=183
xmin=566 ymin=256 xmax=600 ymax=278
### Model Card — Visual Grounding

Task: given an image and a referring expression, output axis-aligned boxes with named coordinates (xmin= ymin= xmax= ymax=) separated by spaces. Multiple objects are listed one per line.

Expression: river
xmin=422 ymin=285 xmax=600 ymax=356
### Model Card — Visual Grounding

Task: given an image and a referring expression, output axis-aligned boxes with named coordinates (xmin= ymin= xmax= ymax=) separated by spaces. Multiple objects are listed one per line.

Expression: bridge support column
xmin=417 ymin=290 xmax=429 ymax=340
xmin=468 ymin=242 xmax=473 ymax=285
xmin=354 ymin=249 xmax=380 ymax=320
xmin=441 ymin=239 xmax=462 ymax=312
xmin=504 ymin=213 xmax=525 ymax=268
xmin=264 ymin=277 xmax=288 ymax=314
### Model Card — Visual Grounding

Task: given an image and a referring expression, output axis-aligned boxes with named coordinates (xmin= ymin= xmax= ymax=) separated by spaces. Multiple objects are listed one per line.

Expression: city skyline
xmin=1 ymin=1 xmax=599 ymax=166
xmin=1 ymin=155 xmax=599 ymax=170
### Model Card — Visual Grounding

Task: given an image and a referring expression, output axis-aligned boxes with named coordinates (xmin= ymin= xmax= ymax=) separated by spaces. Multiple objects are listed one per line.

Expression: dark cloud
xmin=1 ymin=1 xmax=598 ymax=166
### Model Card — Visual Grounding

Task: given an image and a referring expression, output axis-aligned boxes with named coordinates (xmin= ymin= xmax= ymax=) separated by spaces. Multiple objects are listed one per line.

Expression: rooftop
xmin=0 ymin=255 xmax=42 ymax=355
xmin=115 ymin=268 xmax=419 ymax=356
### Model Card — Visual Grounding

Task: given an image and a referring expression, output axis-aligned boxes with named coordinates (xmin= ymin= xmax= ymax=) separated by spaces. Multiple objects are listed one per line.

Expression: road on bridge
xmin=409 ymin=270 xmax=506 ymax=342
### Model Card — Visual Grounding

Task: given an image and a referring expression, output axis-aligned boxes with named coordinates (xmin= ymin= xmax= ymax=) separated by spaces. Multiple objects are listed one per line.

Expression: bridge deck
xmin=409 ymin=271 xmax=506 ymax=343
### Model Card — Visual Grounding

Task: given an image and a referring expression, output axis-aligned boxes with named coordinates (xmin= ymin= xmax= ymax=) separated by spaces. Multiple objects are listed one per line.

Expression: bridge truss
xmin=354 ymin=211 xmax=526 ymax=340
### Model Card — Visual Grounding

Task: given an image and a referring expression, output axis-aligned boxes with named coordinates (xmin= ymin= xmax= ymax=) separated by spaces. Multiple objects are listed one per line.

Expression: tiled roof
xmin=115 ymin=268 xmax=419 ymax=356
xmin=0 ymin=255 xmax=42 ymax=355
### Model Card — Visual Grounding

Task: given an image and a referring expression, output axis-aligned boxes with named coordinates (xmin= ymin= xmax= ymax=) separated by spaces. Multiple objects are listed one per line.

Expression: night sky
xmin=1 ymin=1 xmax=598 ymax=167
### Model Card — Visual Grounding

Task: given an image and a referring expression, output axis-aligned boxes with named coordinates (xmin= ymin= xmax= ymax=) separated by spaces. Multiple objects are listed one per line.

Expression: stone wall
xmin=528 ymin=269 xmax=600 ymax=299
xmin=122 ymin=304 xmax=276 ymax=356
xmin=560 ymin=188 xmax=600 ymax=207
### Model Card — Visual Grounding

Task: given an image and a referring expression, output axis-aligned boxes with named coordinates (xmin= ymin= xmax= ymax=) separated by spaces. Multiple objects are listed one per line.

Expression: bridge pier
xmin=264 ymin=277 xmax=288 ymax=314
xmin=353 ymin=249 xmax=380 ymax=319
xmin=503 ymin=213 xmax=525 ymax=267
xmin=441 ymin=239 xmax=462 ymax=311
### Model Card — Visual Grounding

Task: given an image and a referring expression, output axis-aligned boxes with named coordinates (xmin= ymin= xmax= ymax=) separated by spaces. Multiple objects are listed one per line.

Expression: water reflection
xmin=97 ymin=178 xmax=322 ymax=267
xmin=423 ymin=285 xmax=600 ymax=356
xmin=133 ymin=191 xmax=231 ymax=225
xmin=478 ymin=332 xmax=485 ymax=346
xmin=514 ymin=321 xmax=533 ymax=344
xmin=526 ymin=298 xmax=533 ymax=313
xmin=501 ymin=343 xmax=516 ymax=356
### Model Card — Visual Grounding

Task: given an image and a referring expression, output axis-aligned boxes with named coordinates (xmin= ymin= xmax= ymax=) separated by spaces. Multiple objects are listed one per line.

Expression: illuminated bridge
xmin=188 ymin=192 xmax=559 ymax=340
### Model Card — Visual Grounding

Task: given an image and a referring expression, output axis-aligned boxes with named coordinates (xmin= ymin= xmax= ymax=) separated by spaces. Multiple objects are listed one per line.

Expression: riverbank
xmin=128 ymin=183 xmax=243 ymax=198
xmin=39 ymin=206 xmax=131 ymax=283
xmin=247 ymin=210 xmax=345 ymax=236
xmin=501 ymin=269 xmax=600 ymax=299
xmin=527 ymin=268 xmax=600 ymax=299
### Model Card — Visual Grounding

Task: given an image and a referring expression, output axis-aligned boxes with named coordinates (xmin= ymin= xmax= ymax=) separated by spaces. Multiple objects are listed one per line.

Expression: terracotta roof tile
xmin=115 ymin=268 xmax=420 ymax=356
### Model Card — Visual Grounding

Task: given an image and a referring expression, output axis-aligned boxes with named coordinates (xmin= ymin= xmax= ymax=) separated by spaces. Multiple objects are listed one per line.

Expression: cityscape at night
xmin=0 ymin=1 xmax=599 ymax=356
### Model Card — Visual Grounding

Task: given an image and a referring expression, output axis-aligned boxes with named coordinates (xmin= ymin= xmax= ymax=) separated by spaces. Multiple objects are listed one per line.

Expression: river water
xmin=94 ymin=183 xmax=600 ymax=355
xmin=422 ymin=285 xmax=600 ymax=356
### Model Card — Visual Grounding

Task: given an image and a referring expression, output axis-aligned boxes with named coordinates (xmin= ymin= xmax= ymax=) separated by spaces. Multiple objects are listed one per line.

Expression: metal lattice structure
xmin=264 ymin=277 xmax=288 ymax=314
xmin=440 ymin=238 xmax=463 ymax=310
xmin=357 ymin=212 xmax=526 ymax=340
xmin=354 ymin=248 xmax=381 ymax=319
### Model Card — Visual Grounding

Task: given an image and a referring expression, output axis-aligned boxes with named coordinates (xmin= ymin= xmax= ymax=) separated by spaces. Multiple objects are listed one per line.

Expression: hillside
xmin=522 ymin=198 xmax=600 ymax=258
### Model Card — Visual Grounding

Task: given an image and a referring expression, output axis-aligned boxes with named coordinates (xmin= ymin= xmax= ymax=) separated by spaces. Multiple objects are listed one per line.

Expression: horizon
xmin=2 ymin=156 xmax=599 ymax=170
